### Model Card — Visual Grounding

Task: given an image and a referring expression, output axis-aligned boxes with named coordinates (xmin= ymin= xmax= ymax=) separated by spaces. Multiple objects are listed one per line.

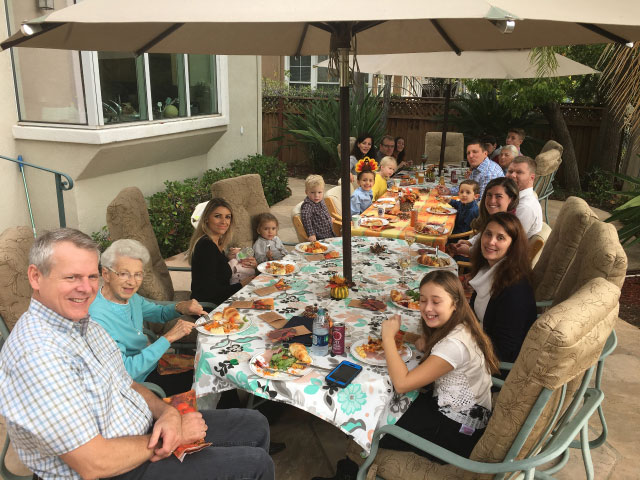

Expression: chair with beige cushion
xmin=107 ymin=187 xmax=199 ymax=344
xmin=534 ymin=140 xmax=563 ymax=222
xmin=532 ymin=196 xmax=598 ymax=303
xmin=107 ymin=187 xmax=180 ymax=302
xmin=424 ymin=132 xmax=464 ymax=165
xmin=209 ymin=174 xmax=270 ymax=248
xmin=355 ymin=277 xmax=620 ymax=480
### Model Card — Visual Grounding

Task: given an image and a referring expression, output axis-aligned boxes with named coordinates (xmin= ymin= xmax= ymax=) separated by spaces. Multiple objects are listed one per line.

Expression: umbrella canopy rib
xmin=430 ymin=19 xmax=461 ymax=55
xmin=136 ymin=23 xmax=184 ymax=56
xmin=295 ymin=23 xmax=310 ymax=57
xmin=578 ymin=23 xmax=632 ymax=45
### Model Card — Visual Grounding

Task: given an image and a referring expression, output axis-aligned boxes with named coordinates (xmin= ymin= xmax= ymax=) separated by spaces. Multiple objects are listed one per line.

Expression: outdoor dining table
xmin=193 ymin=236 xmax=457 ymax=453
xmin=351 ymin=185 xmax=459 ymax=249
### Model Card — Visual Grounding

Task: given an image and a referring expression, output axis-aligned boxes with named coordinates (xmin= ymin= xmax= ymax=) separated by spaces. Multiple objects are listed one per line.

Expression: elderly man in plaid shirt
xmin=437 ymin=139 xmax=504 ymax=198
xmin=0 ymin=229 xmax=274 ymax=480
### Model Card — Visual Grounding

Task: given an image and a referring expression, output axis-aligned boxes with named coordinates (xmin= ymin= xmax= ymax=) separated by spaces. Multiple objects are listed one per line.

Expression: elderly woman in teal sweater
xmin=89 ymin=239 xmax=206 ymax=395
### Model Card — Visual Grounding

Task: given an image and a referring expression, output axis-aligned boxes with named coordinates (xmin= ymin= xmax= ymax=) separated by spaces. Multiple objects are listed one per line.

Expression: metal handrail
xmin=0 ymin=154 xmax=74 ymax=236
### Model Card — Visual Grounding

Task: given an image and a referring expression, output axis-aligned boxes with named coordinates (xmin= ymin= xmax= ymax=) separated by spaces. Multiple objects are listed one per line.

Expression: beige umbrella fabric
xmin=315 ymin=50 xmax=598 ymax=79
xmin=3 ymin=0 xmax=640 ymax=54
xmin=4 ymin=0 xmax=638 ymax=281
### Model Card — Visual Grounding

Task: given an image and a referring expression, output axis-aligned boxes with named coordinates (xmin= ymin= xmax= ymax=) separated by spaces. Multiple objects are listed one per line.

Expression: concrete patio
xmin=2 ymin=177 xmax=638 ymax=479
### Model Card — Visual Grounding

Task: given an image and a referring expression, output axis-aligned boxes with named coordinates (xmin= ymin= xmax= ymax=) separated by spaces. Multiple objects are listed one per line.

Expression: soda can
xmin=331 ymin=321 xmax=345 ymax=355
xmin=377 ymin=206 xmax=385 ymax=218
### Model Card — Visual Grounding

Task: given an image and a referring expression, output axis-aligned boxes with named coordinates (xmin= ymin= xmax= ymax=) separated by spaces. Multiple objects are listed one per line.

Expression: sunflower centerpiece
xmin=399 ymin=188 xmax=418 ymax=212
xmin=327 ymin=274 xmax=353 ymax=300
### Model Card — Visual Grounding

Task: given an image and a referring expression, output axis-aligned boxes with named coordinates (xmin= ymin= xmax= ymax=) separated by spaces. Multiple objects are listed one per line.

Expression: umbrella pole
xmin=437 ymin=81 xmax=452 ymax=176
xmin=338 ymin=45 xmax=352 ymax=282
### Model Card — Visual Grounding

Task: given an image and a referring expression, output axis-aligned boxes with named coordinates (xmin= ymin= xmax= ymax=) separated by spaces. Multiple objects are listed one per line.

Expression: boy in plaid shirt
xmin=300 ymin=174 xmax=333 ymax=241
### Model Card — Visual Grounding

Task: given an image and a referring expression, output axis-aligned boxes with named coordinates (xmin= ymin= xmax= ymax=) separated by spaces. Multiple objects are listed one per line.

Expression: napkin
xmin=254 ymin=279 xmax=291 ymax=296
xmin=266 ymin=325 xmax=312 ymax=343
xmin=282 ymin=316 xmax=314 ymax=346
xmin=258 ymin=311 xmax=288 ymax=329
xmin=348 ymin=298 xmax=387 ymax=311
xmin=163 ymin=390 xmax=212 ymax=462
xmin=230 ymin=298 xmax=274 ymax=310
xmin=157 ymin=353 xmax=195 ymax=375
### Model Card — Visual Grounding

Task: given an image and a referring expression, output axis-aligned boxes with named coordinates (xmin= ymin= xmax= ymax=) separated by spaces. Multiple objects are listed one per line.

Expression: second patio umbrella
xmin=317 ymin=50 xmax=597 ymax=172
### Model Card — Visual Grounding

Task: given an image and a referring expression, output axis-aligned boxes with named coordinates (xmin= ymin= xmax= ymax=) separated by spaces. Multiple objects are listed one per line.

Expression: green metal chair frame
xmin=358 ymin=366 xmax=603 ymax=480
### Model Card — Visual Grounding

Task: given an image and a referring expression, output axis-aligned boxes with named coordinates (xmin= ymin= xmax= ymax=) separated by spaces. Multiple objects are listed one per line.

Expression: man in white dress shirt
xmin=506 ymin=156 xmax=543 ymax=238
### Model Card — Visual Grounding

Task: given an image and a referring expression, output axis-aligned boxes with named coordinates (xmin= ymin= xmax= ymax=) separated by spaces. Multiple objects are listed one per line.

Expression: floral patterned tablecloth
xmin=194 ymin=236 xmax=457 ymax=452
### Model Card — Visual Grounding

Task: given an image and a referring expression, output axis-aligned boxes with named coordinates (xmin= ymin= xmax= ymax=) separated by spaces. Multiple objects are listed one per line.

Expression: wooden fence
xmin=262 ymin=96 xmax=604 ymax=176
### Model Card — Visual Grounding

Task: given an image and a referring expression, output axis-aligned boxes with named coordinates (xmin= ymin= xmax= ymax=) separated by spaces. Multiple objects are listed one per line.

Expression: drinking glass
xmin=405 ymin=230 xmax=416 ymax=257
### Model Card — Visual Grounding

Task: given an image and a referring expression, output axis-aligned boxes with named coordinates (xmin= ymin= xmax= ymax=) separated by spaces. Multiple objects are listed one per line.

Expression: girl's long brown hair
xmin=419 ymin=271 xmax=499 ymax=374
xmin=470 ymin=177 xmax=519 ymax=232
xmin=470 ymin=212 xmax=531 ymax=297
xmin=187 ymin=198 xmax=235 ymax=263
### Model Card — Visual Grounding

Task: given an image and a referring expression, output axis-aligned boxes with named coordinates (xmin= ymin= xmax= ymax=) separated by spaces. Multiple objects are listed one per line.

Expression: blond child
xmin=253 ymin=212 xmax=288 ymax=264
xmin=373 ymin=156 xmax=397 ymax=200
xmin=300 ymin=174 xmax=333 ymax=241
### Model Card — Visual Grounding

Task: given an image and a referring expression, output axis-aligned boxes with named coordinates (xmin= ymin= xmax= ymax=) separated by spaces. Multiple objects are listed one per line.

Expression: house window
xmin=285 ymin=55 xmax=338 ymax=90
xmin=6 ymin=1 xmax=221 ymax=128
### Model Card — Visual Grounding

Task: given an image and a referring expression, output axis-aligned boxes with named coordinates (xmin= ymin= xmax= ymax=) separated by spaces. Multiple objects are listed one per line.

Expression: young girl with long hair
xmin=469 ymin=212 xmax=536 ymax=363
xmin=349 ymin=133 xmax=375 ymax=183
xmin=318 ymin=271 xmax=499 ymax=479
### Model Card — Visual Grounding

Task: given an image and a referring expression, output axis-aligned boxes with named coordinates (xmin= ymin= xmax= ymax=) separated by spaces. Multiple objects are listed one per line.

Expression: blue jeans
xmin=108 ymin=409 xmax=274 ymax=480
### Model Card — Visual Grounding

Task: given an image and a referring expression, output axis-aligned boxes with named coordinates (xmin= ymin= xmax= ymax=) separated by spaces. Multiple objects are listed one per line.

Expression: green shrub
xmin=91 ymin=225 xmax=112 ymax=252
xmin=94 ymin=155 xmax=289 ymax=259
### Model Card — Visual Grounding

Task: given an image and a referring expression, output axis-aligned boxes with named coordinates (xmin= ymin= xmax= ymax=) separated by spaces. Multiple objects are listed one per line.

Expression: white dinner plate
xmin=295 ymin=241 xmax=333 ymax=254
xmin=415 ymin=252 xmax=456 ymax=270
xmin=358 ymin=217 xmax=390 ymax=227
xmin=350 ymin=339 xmax=412 ymax=366
xmin=195 ymin=314 xmax=252 ymax=336
xmin=249 ymin=350 xmax=312 ymax=381
xmin=256 ymin=261 xmax=300 ymax=276
xmin=375 ymin=197 xmax=396 ymax=205
xmin=389 ymin=294 xmax=421 ymax=312
xmin=415 ymin=223 xmax=450 ymax=236
xmin=426 ymin=206 xmax=457 ymax=215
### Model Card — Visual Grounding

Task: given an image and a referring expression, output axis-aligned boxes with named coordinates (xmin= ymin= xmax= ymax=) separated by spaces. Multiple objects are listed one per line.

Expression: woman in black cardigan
xmin=188 ymin=198 xmax=257 ymax=305
xmin=468 ymin=212 xmax=536 ymax=363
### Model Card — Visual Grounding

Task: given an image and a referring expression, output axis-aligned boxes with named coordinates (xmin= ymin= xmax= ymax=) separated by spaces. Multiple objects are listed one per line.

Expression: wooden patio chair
xmin=534 ymin=140 xmax=563 ymax=223
xmin=355 ymin=276 xmax=620 ymax=480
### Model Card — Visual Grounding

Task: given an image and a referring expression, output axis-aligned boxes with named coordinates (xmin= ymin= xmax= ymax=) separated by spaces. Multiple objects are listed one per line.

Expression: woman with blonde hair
xmin=189 ymin=198 xmax=257 ymax=305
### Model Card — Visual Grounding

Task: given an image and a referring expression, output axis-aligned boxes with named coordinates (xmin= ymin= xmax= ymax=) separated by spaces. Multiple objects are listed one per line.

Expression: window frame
xmin=284 ymin=55 xmax=339 ymax=90
xmin=12 ymin=53 xmax=229 ymax=145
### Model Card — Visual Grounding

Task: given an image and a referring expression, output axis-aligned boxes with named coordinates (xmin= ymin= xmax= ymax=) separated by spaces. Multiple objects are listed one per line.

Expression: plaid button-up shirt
xmin=0 ymin=299 xmax=153 ymax=479
xmin=450 ymin=157 xmax=504 ymax=197
xmin=300 ymin=197 xmax=334 ymax=240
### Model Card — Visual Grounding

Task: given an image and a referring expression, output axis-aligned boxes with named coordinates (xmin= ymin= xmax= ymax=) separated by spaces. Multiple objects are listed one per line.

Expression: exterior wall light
xmin=491 ymin=19 xmax=516 ymax=34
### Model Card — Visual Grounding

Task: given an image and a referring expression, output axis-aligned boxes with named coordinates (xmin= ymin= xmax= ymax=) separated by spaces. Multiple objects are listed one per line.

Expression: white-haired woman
xmin=497 ymin=144 xmax=519 ymax=173
xmin=89 ymin=239 xmax=206 ymax=395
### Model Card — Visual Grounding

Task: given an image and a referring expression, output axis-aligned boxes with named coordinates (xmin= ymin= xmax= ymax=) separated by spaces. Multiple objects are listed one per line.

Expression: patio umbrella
xmin=4 ymin=0 xmax=640 ymax=281
xmin=316 ymin=50 xmax=598 ymax=173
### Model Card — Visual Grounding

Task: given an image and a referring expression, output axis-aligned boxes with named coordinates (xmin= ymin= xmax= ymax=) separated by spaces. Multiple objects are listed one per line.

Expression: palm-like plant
xmin=445 ymin=90 xmax=544 ymax=157
xmin=606 ymin=168 xmax=640 ymax=246
xmin=282 ymin=91 xmax=385 ymax=175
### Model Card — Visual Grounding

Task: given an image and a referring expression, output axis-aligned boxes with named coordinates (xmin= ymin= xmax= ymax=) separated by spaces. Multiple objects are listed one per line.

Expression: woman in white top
xmin=380 ymin=270 xmax=499 ymax=462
